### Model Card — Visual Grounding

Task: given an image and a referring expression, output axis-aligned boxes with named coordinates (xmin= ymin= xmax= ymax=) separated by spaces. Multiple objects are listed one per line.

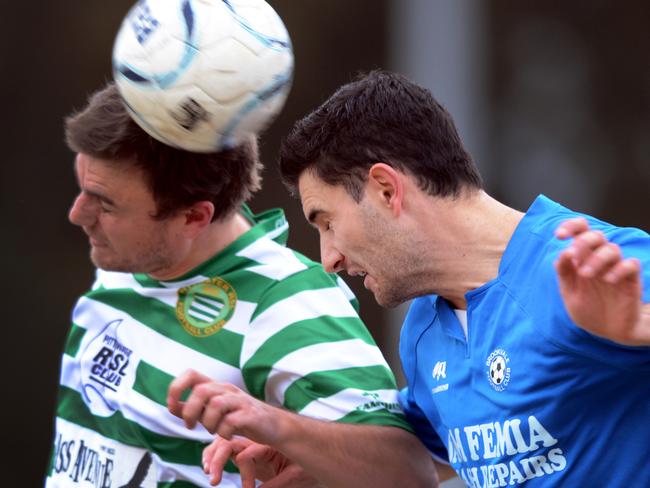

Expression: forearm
xmin=273 ymin=411 xmax=438 ymax=488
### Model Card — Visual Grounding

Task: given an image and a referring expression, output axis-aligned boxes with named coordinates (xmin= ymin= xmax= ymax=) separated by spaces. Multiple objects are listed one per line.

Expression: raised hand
xmin=554 ymin=217 xmax=649 ymax=346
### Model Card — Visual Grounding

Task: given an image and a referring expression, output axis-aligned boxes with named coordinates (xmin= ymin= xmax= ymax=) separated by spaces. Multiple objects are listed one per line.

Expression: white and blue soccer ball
xmin=112 ymin=0 xmax=293 ymax=152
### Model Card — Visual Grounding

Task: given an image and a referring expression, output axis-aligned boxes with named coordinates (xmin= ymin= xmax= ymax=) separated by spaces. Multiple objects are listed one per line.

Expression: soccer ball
xmin=489 ymin=356 xmax=506 ymax=385
xmin=112 ymin=0 xmax=293 ymax=152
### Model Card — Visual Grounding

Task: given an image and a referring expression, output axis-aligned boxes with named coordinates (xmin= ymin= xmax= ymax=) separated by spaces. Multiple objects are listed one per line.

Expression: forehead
xmin=298 ymin=170 xmax=360 ymax=224
xmin=298 ymin=171 xmax=343 ymax=203
xmin=75 ymin=153 xmax=152 ymax=202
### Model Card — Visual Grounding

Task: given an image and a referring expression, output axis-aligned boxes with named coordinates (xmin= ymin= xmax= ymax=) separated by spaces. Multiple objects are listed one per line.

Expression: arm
xmin=554 ymin=217 xmax=650 ymax=346
xmin=168 ymin=370 xmax=438 ymax=488
xmin=434 ymin=460 xmax=459 ymax=482
xmin=202 ymin=437 xmax=453 ymax=488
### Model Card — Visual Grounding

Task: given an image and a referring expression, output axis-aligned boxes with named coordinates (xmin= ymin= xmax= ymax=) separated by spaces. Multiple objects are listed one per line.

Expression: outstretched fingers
xmin=203 ymin=437 xmax=253 ymax=486
xmin=203 ymin=438 xmax=276 ymax=488
xmin=167 ymin=369 xmax=211 ymax=424
xmin=602 ymin=257 xmax=641 ymax=284
xmin=555 ymin=218 xmax=641 ymax=285
xmin=234 ymin=443 xmax=277 ymax=488
xmin=554 ymin=217 xmax=589 ymax=240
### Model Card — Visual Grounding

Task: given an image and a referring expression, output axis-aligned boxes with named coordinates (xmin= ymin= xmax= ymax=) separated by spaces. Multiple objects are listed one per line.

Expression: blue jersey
xmin=399 ymin=195 xmax=650 ymax=487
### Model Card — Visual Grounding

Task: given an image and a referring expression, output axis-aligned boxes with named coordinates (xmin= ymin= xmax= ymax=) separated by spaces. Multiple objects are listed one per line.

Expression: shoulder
xmin=502 ymin=196 xmax=650 ymax=300
xmin=503 ymin=198 xmax=650 ymax=364
xmin=249 ymin=248 xmax=358 ymax=320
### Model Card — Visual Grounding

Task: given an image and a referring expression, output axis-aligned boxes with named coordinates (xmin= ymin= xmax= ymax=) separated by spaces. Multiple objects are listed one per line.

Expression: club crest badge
xmin=486 ymin=348 xmax=511 ymax=392
xmin=176 ymin=278 xmax=236 ymax=337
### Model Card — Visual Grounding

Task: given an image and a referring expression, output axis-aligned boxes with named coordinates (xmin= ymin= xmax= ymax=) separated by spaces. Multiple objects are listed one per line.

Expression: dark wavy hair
xmin=65 ymin=83 xmax=262 ymax=221
xmin=279 ymin=71 xmax=482 ymax=201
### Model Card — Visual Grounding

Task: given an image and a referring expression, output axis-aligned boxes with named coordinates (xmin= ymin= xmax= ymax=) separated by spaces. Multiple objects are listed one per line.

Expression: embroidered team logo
xmin=176 ymin=278 xmax=236 ymax=337
xmin=79 ymin=318 xmax=136 ymax=417
xmin=486 ymin=348 xmax=511 ymax=391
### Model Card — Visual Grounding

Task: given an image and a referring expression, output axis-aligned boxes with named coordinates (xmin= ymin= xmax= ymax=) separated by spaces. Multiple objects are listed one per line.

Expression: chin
xmin=373 ymin=288 xmax=407 ymax=309
xmin=91 ymin=252 xmax=131 ymax=273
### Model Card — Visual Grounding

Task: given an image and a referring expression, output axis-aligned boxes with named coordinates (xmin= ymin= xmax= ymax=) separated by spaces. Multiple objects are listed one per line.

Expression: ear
xmin=367 ymin=163 xmax=404 ymax=216
xmin=182 ymin=201 xmax=215 ymax=238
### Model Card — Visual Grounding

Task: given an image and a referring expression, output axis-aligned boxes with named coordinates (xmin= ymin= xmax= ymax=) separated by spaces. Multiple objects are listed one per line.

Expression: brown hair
xmin=65 ymin=83 xmax=262 ymax=221
xmin=279 ymin=70 xmax=482 ymax=201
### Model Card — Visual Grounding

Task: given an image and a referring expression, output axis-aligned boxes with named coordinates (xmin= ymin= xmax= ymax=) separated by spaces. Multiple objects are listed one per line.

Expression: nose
xmin=320 ymin=237 xmax=344 ymax=274
xmin=68 ymin=193 xmax=97 ymax=227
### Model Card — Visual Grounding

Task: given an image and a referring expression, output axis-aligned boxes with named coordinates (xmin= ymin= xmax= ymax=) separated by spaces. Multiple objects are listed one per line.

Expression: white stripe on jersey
xmin=236 ymin=236 xmax=308 ymax=280
xmin=73 ymin=296 xmax=244 ymax=382
xmin=263 ymin=339 xmax=389 ymax=406
xmin=94 ymin=269 xmax=190 ymax=307
xmin=241 ymin=288 xmax=359 ymax=365
xmin=120 ymin=388 xmax=213 ymax=442
xmin=264 ymin=221 xmax=289 ymax=241
xmin=155 ymin=455 xmax=244 ymax=487
xmin=299 ymin=388 xmax=401 ymax=420
xmin=94 ymin=269 xmax=259 ymax=337
xmin=336 ymin=275 xmax=356 ymax=302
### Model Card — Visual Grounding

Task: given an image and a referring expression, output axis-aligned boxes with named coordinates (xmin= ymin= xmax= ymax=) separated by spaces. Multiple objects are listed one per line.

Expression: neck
xmin=411 ymin=190 xmax=524 ymax=309
xmin=149 ymin=212 xmax=252 ymax=281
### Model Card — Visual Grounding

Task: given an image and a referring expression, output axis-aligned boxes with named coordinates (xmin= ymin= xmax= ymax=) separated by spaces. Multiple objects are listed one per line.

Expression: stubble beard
xmin=360 ymin=204 xmax=420 ymax=308
xmin=372 ymin=257 xmax=421 ymax=308
xmin=90 ymin=237 xmax=176 ymax=276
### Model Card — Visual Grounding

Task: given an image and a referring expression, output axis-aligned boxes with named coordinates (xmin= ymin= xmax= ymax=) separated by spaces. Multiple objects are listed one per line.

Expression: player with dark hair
xmin=46 ymin=82 xmax=437 ymax=487
xmin=189 ymin=71 xmax=649 ymax=486
xmin=279 ymin=71 xmax=650 ymax=486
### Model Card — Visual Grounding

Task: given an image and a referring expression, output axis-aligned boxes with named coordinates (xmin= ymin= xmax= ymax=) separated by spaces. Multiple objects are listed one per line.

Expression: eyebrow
xmin=84 ymin=189 xmax=116 ymax=207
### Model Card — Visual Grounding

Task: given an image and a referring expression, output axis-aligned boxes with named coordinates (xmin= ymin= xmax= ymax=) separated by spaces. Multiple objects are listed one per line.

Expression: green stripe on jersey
xmin=250 ymin=265 xmax=341 ymax=321
xmin=158 ymin=481 xmax=205 ymax=488
xmin=148 ymin=208 xmax=289 ymax=284
xmin=216 ymin=268 xmax=276 ymax=303
xmin=57 ymin=386 xmax=205 ymax=466
xmin=132 ymin=361 xmax=193 ymax=406
xmin=337 ymin=409 xmax=413 ymax=432
xmin=282 ymin=365 xmax=398 ymax=413
xmin=133 ymin=361 xmax=174 ymax=406
xmin=158 ymin=481 xmax=198 ymax=487
xmin=243 ymin=316 xmax=376 ymax=399
xmin=64 ymin=323 xmax=87 ymax=358
xmin=88 ymin=289 xmax=243 ymax=368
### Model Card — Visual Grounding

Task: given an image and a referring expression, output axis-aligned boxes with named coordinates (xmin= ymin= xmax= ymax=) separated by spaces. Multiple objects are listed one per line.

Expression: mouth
xmin=347 ymin=269 xmax=367 ymax=278
xmin=89 ymin=236 xmax=107 ymax=247
xmin=347 ymin=269 xmax=373 ymax=290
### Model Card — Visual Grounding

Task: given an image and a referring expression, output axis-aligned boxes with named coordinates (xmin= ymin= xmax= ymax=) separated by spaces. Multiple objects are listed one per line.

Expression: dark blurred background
xmin=1 ymin=1 xmax=648 ymax=485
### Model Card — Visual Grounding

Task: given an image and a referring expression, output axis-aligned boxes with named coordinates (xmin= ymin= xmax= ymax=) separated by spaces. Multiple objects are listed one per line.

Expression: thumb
xmin=554 ymin=248 xmax=578 ymax=284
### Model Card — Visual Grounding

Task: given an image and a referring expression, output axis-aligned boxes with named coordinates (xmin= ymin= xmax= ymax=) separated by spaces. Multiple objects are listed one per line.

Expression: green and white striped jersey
xmin=47 ymin=207 xmax=410 ymax=487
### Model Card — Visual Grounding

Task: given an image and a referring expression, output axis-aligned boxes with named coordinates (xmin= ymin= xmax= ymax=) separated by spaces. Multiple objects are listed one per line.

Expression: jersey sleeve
xmin=241 ymin=266 xmax=412 ymax=431
xmin=398 ymin=387 xmax=448 ymax=463
xmin=398 ymin=296 xmax=449 ymax=462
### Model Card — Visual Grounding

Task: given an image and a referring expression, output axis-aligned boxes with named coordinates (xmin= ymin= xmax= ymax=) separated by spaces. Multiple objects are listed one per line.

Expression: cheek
xmin=101 ymin=219 xmax=141 ymax=244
